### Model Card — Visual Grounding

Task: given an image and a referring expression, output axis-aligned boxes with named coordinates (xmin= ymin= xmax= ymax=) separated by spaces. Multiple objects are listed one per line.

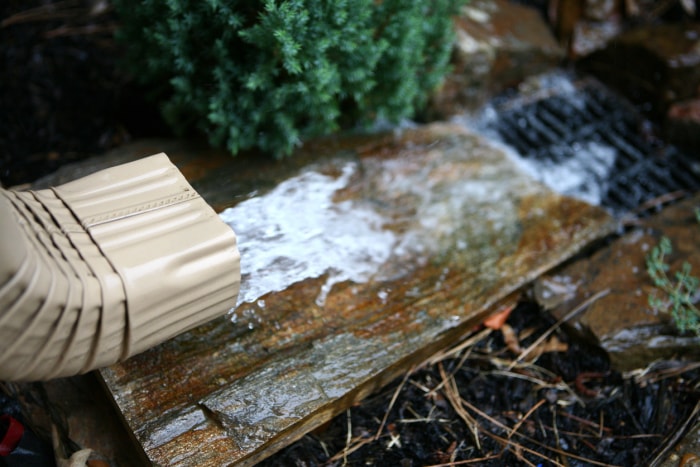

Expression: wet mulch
xmin=261 ymin=301 xmax=700 ymax=467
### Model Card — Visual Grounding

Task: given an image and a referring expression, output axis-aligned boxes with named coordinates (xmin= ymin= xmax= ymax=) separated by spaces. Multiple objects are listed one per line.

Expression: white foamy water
xmin=219 ymin=162 xmax=397 ymax=306
xmin=508 ymin=141 xmax=617 ymax=206
xmin=455 ymin=71 xmax=617 ymax=206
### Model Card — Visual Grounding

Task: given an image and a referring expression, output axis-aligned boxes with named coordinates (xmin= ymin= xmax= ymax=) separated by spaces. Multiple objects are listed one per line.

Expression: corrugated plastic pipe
xmin=0 ymin=153 xmax=240 ymax=381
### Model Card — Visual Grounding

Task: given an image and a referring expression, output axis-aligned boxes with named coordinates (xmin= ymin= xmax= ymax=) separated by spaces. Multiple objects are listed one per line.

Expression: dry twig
xmin=326 ymin=367 xmax=415 ymax=464
xmin=509 ymin=289 xmax=610 ymax=369
xmin=459 ymin=396 xmax=622 ymax=467
xmin=626 ymin=360 xmax=700 ymax=385
xmin=423 ymin=328 xmax=493 ymax=367
xmin=438 ymin=362 xmax=481 ymax=450
xmin=646 ymin=400 xmax=700 ymax=467
xmin=621 ymin=190 xmax=688 ymax=226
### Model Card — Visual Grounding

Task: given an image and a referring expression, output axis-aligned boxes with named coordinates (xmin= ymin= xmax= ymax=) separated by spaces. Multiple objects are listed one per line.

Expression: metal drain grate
xmin=482 ymin=76 xmax=700 ymax=215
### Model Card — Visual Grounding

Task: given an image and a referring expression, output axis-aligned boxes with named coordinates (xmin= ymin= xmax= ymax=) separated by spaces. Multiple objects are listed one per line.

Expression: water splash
xmin=219 ymin=162 xmax=396 ymax=306
xmin=219 ymin=132 xmax=544 ymax=309
xmin=507 ymin=141 xmax=617 ymax=206
xmin=455 ymin=71 xmax=618 ymax=206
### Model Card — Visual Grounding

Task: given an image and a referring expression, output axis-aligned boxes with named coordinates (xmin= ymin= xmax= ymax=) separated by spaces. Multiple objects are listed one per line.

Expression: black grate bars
xmin=483 ymin=77 xmax=700 ymax=215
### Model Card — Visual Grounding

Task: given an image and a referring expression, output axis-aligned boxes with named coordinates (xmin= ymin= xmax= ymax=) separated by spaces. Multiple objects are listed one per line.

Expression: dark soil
xmin=260 ymin=302 xmax=700 ymax=467
xmin=0 ymin=0 xmax=168 ymax=187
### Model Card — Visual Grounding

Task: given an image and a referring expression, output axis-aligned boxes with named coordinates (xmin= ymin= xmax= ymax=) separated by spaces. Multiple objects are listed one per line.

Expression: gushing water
xmin=509 ymin=141 xmax=617 ymax=206
xmin=219 ymin=163 xmax=396 ymax=306
xmin=219 ymin=140 xmax=541 ymax=310
xmin=456 ymin=71 xmax=619 ymax=206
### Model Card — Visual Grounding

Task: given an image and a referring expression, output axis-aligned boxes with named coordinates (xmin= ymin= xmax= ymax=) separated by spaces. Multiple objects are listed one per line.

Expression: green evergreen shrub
xmin=112 ymin=0 xmax=463 ymax=156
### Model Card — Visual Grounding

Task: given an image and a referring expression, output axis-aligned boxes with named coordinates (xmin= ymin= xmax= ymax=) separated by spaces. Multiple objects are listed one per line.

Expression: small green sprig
xmin=645 ymin=208 xmax=700 ymax=336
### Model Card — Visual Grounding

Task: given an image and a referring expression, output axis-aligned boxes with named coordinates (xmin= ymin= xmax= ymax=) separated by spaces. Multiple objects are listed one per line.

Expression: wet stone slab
xmin=535 ymin=193 xmax=700 ymax=371
xmin=92 ymin=123 xmax=614 ymax=465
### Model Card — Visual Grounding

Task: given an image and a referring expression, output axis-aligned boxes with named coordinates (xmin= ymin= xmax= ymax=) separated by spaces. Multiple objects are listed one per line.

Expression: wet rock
xmin=540 ymin=0 xmax=621 ymax=58
xmin=58 ymin=123 xmax=614 ymax=466
xmin=584 ymin=0 xmax=619 ymax=21
xmin=430 ymin=0 xmax=564 ymax=117
xmin=579 ymin=22 xmax=700 ymax=117
xmin=570 ymin=16 xmax=622 ymax=58
xmin=536 ymin=193 xmax=700 ymax=371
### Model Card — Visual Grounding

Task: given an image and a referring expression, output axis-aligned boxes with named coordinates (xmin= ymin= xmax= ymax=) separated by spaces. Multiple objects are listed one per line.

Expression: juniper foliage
xmin=113 ymin=0 xmax=463 ymax=156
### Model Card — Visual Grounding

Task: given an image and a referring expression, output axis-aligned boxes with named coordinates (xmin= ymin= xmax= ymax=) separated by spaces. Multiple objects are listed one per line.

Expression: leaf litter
xmin=261 ymin=296 xmax=700 ymax=466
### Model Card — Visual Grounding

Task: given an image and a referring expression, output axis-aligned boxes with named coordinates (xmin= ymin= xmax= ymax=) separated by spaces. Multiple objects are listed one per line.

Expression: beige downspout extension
xmin=0 ymin=153 xmax=240 ymax=381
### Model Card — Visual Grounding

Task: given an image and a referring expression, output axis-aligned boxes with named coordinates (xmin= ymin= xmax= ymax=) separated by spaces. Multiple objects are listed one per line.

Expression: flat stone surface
xmin=535 ymin=193 xmax=700 ymax=371
xmin=60 ymin=123 xmax=615 ymax=466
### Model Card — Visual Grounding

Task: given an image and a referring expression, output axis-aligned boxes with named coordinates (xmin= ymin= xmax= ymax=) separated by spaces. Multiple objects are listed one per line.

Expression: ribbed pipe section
xmin=0 ymin=154 xmax=240 ymax=381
